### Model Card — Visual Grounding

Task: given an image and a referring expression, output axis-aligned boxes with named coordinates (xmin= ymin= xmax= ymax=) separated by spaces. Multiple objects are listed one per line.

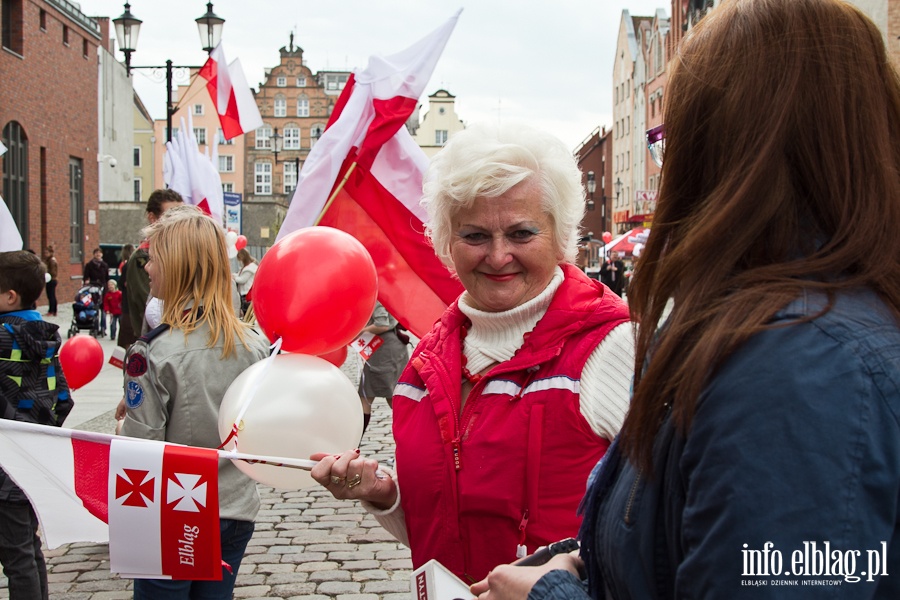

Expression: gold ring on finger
xmin=347 ymin=473 xmax=362 ymax=488
xmin=331 ymin=475 xmax=345 ymax=485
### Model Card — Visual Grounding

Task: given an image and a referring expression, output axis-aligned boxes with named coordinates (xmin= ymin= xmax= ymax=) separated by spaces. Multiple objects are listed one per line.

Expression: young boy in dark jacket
xmin=0 ymin=251 xmax=72 ymax=600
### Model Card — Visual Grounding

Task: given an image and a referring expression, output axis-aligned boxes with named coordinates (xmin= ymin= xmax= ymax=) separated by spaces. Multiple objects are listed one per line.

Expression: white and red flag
xmin=164 ymin=114 xmax=225 ymax=226
xmin=0 ymin=420 xmax=222 ymax=580
xmin=275 ymin=11 xmax=465 ymax=338
xmin=198 ymin=43 xmax=263 ymax=141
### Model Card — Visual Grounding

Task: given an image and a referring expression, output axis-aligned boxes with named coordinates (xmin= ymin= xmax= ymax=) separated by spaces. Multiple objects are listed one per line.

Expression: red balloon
xmin=59 ymin=335 xmax=104 ymax=390
xmin=601 ymin=231 xmax=613 ymax=244
xmin=253 ymin=227 xmax=377 ymax=354
xmin=235 ymin=235 xmax=248 ymax=251
xmin=318 ymin=345 xmax=349 ymax=367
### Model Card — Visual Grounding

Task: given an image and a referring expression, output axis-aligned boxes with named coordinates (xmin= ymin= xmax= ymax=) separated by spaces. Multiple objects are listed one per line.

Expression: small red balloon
xmin=59 ymin=335 xmax=104 ymax=390
xmin=601 ymin=231 xmax=613 ymax=244
xmin=235 ymin=235 xmax=248 ymax=251
xmin=253 ymin=227 xmax=377 ymax=354
xmin=318 ymin=345 xmax=348 ymax=367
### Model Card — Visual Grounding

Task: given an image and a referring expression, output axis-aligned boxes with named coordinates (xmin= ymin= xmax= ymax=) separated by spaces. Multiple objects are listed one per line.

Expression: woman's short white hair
xmin=422 ymin=122 xmax=585 ymax=268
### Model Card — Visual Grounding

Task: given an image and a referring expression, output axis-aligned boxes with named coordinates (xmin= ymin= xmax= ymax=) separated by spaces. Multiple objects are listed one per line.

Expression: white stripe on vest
xmin=483 ymin=375 xmax=580 ymax=398
xmin=393 ymin=383 xmax=427 ymax=403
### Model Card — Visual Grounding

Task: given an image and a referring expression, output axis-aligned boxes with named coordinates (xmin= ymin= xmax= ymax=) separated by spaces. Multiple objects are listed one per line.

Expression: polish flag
xmin=0 ymin=420 xmax=222 ymax=580
xmin=199 ymin=44 xmax=263 ymax=141
xmin=275 ymin=11 xmax=465 ymax=339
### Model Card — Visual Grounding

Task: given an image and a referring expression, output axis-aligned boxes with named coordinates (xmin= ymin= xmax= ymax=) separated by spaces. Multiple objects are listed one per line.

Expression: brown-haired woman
xmin=473 ymin=0 xmax=900 ymax=598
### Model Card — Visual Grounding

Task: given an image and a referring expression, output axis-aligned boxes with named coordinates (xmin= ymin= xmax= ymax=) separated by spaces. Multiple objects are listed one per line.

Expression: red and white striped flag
xmin=199 ymin=43 xmax=264 ymax=141
xmin=0 ymin=420 xmax=222 ymax=580
xmin=276 ymin=11 xmax=465 ymax=338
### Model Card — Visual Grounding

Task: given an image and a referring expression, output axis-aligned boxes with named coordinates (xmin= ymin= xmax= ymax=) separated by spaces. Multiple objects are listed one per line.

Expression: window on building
xmin=283 ymin=126 xmax=300 ymax=149
xmin=82 ymin=38 xmax=88 ymax=58
xmin=277 ymin=76 xmax=287 ymax=87
xmin=63 ymin=25 xmax=69 ymax=45
xmin=193 ymin=104 xmax=204 ymax=116
xmin=297 ymin=97 xmax=309 ymax=117
xmin=69 ymin=157 xmax=83 ymax=262
xmin=218 ymin=155 xmax=234 ymax=173
xmin=255 ymin=162 xmax=272 ymax=195
xmin=3 ymin=0 xmax=24 ymax=54
xmin=296 ymin=76 xmax=306 ymax=87
xmin=274 ymin=95 xmax=286 ymax=117
xmin=193 ymin=127 xmax=207 ymax=145
xmin=435 ymin=130 xmax=448 ymax=145
xmin=222 ymin=182 xmax=234 ymax=193
xmin=133 ymin=177 xmax=142 ymax=202
xmin=255 ymin=126 xmax=272 ymax=149
xmin=284 ymin=160 xmax=298 ymax=194
xmin=2 ymin=121 xmax=28 ymax=243
xmin=39 ymin=8 xmax=46 ymax=31
xmin=133 ymin=146 xmax=141 ymax=167
xmin=217 ymin=128 xmax=233 ymax=145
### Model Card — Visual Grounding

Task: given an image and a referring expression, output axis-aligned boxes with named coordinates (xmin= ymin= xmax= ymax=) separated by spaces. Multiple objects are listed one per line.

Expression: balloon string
xmin=217 ymin=337 xmax=283 ymax=452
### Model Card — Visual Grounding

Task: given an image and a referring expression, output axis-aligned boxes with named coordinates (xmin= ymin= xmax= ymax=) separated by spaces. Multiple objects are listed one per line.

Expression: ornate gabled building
xmin=243 ymin=35 xmax=343 ymax=248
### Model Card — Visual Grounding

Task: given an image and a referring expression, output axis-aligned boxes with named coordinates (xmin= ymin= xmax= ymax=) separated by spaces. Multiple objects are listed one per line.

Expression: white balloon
xmin=218 ymin=353 xmax=363 ymax=489
xmin=227 ymin=245 xmax=238 ymax=259
xmin=225 ymin=230 xmax=238 ymax=245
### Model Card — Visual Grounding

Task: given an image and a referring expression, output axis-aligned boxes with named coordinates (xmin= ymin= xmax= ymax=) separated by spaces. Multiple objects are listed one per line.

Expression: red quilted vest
xmin=392 ymin=264 xmax=630 ymax=582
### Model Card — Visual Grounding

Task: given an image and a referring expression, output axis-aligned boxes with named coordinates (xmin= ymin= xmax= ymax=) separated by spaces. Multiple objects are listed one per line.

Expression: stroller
xmin=68 ymin=285 xmax=103 ymax=338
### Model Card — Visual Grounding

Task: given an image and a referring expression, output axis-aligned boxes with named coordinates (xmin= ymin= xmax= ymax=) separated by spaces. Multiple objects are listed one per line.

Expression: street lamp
xmin=270 ymin=128 xmax=301 ymax=196
xmin=196 ymin=3 xmax=225 ymax=53
xmin=614 ymin=177 xmax=623 ymax=232
xmin=113 ymin=2 xmax=225 ymax=143
xmin=586 ymin=171 xmax=596 ymax=211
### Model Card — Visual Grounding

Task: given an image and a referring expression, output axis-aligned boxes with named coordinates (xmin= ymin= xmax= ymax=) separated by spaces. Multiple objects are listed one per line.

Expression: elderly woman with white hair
xmin=312 ymin=123 xmax=634 ymax=582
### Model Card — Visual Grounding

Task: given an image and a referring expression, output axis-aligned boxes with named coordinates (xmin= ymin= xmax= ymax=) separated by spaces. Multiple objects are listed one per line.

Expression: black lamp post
xmin=113 ymin=2 xmax=225 ymax=143
xmin=586 ymin=171 xmax=596 ymax=211
xmin=614 ymin=177 xmax=623 ymax=232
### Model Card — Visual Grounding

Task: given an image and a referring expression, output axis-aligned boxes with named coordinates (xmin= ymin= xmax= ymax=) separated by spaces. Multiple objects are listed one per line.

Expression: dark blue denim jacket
xmin=530 ymin=288 xmax=900 ymax=599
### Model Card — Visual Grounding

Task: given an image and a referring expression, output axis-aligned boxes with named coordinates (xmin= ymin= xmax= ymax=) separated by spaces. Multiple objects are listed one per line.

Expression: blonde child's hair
xmin=142 ymin=205 xmax=250 ymax=358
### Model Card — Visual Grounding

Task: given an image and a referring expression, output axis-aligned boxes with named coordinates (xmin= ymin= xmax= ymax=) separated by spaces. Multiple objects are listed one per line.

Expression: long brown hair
xmin=622 ymin=0 xmax=900 ymax=471
xmin=143 ymin=206 xmax=251 ymax=358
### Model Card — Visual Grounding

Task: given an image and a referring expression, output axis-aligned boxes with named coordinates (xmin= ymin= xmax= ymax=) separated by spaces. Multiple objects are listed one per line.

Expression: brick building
xmin=1 ymin=0 xmax=103 ymax=302
xmin=243 ymin=36 xmax=343 ymax=248
xmin=575 ymin=126 xmax=613 ymax=269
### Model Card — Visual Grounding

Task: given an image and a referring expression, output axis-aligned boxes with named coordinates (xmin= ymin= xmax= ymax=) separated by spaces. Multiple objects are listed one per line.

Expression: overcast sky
xmin=80 ymin=0 xmax=668 ymax=150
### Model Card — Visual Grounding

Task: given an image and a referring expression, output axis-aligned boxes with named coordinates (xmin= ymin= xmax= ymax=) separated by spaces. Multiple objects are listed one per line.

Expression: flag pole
xmin=218 ymin=449 xmax=316 ymax=471
xmin=313 ymin=162 xmax=358 ymax=226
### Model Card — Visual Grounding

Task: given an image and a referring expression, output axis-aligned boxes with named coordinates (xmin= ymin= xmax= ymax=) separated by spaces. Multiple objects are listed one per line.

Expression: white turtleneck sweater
xmin=363 ymin=266 xmax=636 ymax=545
